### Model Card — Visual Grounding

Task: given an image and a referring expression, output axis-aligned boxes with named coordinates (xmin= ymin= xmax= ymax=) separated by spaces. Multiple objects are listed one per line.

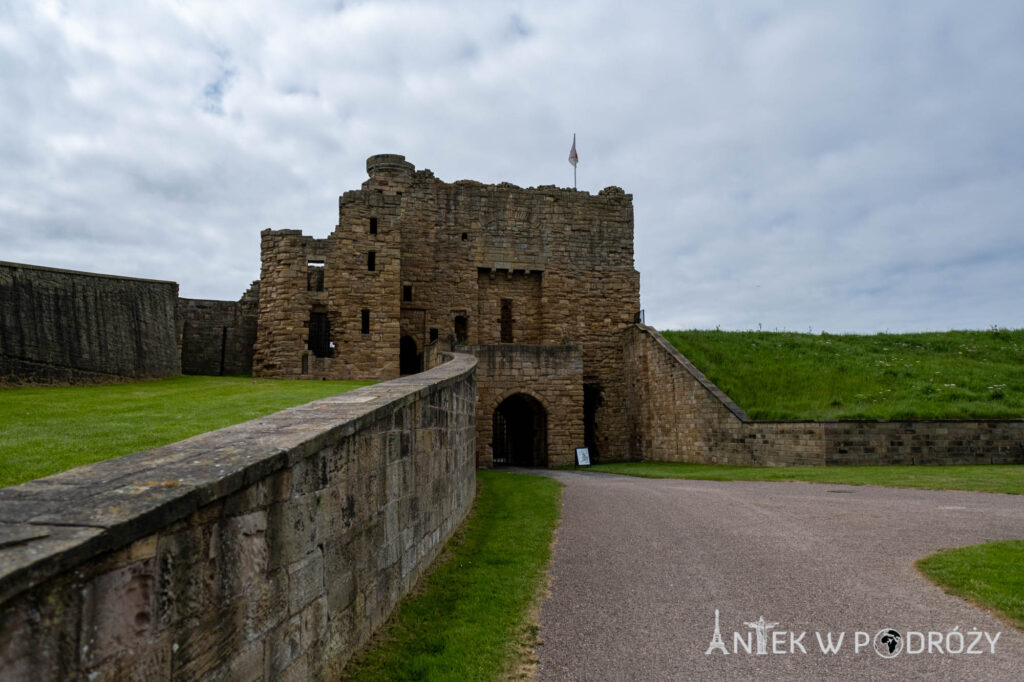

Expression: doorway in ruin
xmin=492 ymin=393 xmax=547 ymax=467
xmin=583 ymin=382 xmax=603 ymax=461
xmin=399 ymin=335 xmax=421 ymax=375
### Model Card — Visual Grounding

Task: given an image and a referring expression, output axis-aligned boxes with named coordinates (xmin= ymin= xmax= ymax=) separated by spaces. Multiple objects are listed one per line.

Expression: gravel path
xmin=530 ymin=470 xmax=1024 ymax=681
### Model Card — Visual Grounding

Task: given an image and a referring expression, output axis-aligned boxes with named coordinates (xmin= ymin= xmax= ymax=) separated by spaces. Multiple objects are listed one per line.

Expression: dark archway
xmin=399 ymin=336 xmax=421 ymax=375
xmin=492 ymin=393 xmax=547 ymax=467
xmin=583 ymin=382 xmax=603 ymax=461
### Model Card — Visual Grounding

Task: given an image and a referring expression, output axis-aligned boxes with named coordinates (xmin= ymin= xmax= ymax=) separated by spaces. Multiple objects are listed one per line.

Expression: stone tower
xmin=254 ymin=154 xmax=640 ymax=466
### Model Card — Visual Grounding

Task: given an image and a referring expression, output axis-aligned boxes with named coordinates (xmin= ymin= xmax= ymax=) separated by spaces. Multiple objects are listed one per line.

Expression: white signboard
xmin=575 ymin=447 xmax=591 ymax=467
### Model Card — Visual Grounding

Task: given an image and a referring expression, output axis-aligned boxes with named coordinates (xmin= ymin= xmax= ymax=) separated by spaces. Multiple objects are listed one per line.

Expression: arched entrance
xmin=492 ymin=393 xmax=547 ymax=467
xmin=399 ymin=336 xmax=421 ymax=375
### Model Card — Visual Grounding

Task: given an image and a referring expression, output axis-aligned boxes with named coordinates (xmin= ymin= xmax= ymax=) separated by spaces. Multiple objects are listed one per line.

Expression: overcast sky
xmin=2 ymin=1 xmax=1022 ymax=333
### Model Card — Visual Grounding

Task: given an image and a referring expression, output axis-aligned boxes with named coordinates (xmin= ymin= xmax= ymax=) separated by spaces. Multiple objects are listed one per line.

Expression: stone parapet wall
xmin=0 ymin=262 xmax=181 ymax=384
xmin=0 ymin=353 xmax=477 ymax=680
xmin=623 ymin=325 xmax=1024 ymax=466
xmin=465 ymin=344 xmax=583 ymax=468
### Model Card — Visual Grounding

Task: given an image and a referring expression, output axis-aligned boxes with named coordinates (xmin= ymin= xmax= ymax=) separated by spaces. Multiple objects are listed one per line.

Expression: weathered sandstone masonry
xmin=254 ymin=154 xmax=641 ymax=466
xmin=0 ymin=262 xmax=180 ymax=383
xmin=0 ymin=353 xmax=477 ymax=679
xmin=178 ymin=282 xmax=259 ymax=376
xmin=623 ymin=324 xmax=1024 ymax=466
xmin=465 ymin=345 xmax=584 ymax=468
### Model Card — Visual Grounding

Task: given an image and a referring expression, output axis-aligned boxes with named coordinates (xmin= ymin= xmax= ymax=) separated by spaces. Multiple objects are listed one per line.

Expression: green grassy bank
xmin=918 ymin=540 xmax=1024 ymax=630
xmin=0 ymin=376 xmax=372 ymax=487
xmin=662 ymin=328 xmax=1024 ymax=420
xmin=344 ymin=471 xmax=563 ymax=680
xmin=580 ymin=461 xmax=1024 ymax=495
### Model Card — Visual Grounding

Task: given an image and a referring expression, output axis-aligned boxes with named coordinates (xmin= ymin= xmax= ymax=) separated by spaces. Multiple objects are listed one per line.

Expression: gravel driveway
xmin=531 ymin=470 xmax=1024 ymax=681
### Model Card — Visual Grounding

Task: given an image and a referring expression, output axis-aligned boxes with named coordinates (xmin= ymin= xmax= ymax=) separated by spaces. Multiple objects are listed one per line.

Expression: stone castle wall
xmin=178 ymin=282 xmax=259 ymax=376
xmin=254 ymin=155 xmax=640 ymax=464
xmin=623 ymin=324 xmax=1024 ymax=466
xmin=0 ymin=353 xmax=477 ymax=679
xmin=465 ymin=345 xmax=584 ymax=468
xmin=0 ymin=262 xmax=181 ymax=384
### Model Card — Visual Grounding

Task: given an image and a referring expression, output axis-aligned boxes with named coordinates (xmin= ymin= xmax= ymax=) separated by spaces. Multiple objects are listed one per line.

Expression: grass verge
xmin=343 ymin=471 xmax=563 ymax=681
xmin=917 ymin=540 xmax=1024 ymax=630
xmin=579 ymin=461 xmax=1024 ymax=495
xmin=0 ymin=375 xmax=372 ymax=487
xmin=662 ymin=328 xmax=1024 ymax=420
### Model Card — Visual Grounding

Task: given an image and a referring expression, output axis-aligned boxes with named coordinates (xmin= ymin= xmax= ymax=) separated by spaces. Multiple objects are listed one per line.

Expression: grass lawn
xmin=344 ymin=471 xmax=563 ymax=681
xmin=0 ymin=375 xmax=372 ymax=487
xmin=917 ymin=540 xmax=1024 ymax=630
xmin=662 ymin=328 xmax=1024 ymax=420
xmin=580 ymin=461 xmax=1024 ymax=495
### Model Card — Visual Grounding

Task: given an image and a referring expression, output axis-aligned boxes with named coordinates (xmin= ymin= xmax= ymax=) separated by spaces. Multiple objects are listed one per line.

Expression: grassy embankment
xmin=0 ymin=376 xmax=372 ymax=487
xmin=662 ymin=328 xmax=1024 ymax=420
xmin=918 ymin=541 xmax=1024 ymax=630
xmin=344 ymin=471 xmax=562 ymax=680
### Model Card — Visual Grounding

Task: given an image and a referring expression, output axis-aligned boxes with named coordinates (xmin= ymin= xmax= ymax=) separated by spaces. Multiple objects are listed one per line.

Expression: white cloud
xmin=1 ymin=1 xmax=1021 ymax=330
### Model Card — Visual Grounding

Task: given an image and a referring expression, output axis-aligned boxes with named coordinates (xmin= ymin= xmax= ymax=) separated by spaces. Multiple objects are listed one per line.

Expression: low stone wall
xmin=0 ymin=353 xmax=477 ymax=680
xmin=0 ymin=262 xmax=180 ymax=384
xmin=464 ymin=344 xmax=583 ymax=468
xmin=623 ymin=325 xmax=1024 ymax=466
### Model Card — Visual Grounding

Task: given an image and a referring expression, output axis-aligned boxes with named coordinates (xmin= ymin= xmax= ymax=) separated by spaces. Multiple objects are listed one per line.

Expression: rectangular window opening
xmin=500 ymin=299 xmax=514 ymax=343
xmin=429 ymin=328 xmax=438 ymax=342
xmin=367 ymin=251 xmax=376 ymax=271
xmin=369 ymin=217 xmax=378 ymax=235
xmin=307 ymin=261 xmax=325 ymax=292
xmin=403 ymin=285 xmax=412 ymax=302
xmin=361 ymin=309 xmax=370 ymax=334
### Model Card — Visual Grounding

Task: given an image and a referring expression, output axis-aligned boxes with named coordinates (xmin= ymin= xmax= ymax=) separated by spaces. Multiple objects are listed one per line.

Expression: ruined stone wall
xmin=178 ymin=282 xmax=259 ymax=376
xmin=0 ymin=262 xmax=180 ymax=384
xmin=253 ymin=155 xmax=640 ymax=460
xmin=0 ymin=353 xmax=477 ymax=680
xmin=466 ymin=345 xmax=583 ymax=468
xmin=623 ymin=324 xmax=1024 ymax=466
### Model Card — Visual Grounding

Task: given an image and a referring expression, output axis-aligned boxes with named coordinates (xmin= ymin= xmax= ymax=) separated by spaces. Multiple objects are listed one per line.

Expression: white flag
xmin=568 ymin=134 xmax=578 ymax=167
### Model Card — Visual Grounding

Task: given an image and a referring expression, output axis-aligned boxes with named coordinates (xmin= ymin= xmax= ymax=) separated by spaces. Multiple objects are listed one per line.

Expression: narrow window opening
xmin=454 ymin=315 xmax=468 ymax=343
xmin=500 ymin=299 xmax=514 ymax=343
xmin=403 ymin=285 xmax=412 ymax=302
xmin=301 ymin=354 xmax=309 ymax=375
xmin=307 ymin=261 xmax=324 ymax=292
xmin=367 ymin=251 xmax=376 ymax=271
xmin=361 ymin=309 xmax=370 ymax=334
xmin=369 ymin=217 xmax=378 ymax=235
xmin=308 ymin=312 xmax=331 ymax=358
xmin=429 ymin=328 xmax=438 ymax=342
xmin=219 ymin=326 xmax=228 ymax=376
xmin=461 ymin=232 xmax=468 ymax=241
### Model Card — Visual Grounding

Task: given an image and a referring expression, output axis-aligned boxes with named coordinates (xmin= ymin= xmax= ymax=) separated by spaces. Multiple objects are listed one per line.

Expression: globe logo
xmin=873 ymin=628 xmax=904 ymax=658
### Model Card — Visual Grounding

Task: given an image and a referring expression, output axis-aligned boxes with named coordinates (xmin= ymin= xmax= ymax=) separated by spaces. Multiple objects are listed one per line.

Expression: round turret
xmin=366 ymin=154 xmax=415 ymax=179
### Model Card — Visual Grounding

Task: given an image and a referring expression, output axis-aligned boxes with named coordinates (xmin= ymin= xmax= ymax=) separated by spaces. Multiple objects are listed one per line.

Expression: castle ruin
xmin=253 ymin=154 xmax=641 ymax=467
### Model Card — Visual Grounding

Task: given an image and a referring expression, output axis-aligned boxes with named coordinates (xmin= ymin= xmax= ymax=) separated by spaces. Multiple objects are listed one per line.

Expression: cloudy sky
xmin=2 ymin=1 xmax=1022 ymax=333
